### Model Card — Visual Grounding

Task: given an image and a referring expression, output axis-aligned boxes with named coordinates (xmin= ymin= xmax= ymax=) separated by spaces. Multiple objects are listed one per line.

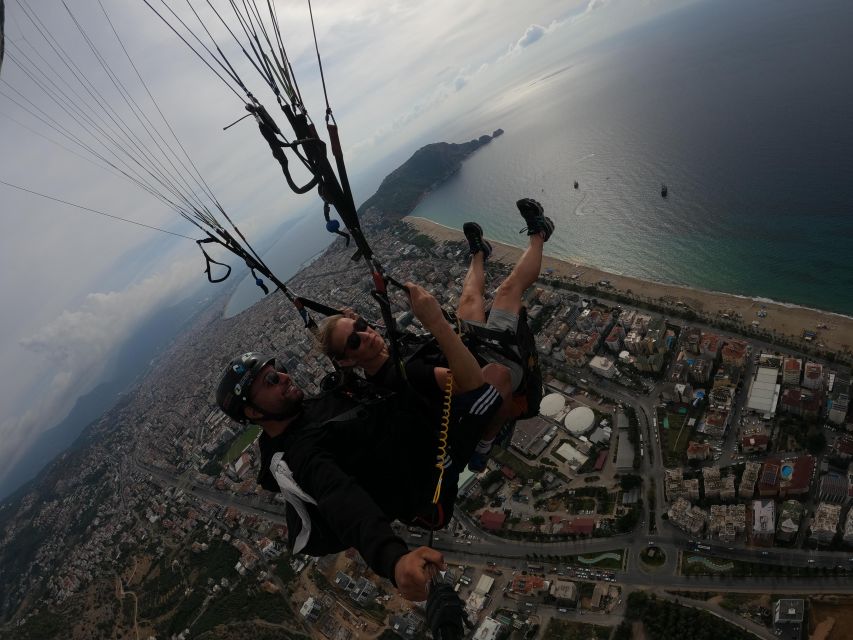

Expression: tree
xmin=620 ymin=474 xmax=642 ymax=491
xmin=806 ymin=430 xmax=827 ymax=455
xmin=616 ymin=508 xmax=640 ymax=533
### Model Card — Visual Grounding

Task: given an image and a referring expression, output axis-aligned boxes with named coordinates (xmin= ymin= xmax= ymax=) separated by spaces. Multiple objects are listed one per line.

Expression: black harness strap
xmin=249 ymin=98 xmax=408 ymax=372
xmin=294 ymin=296 xmax=343 ymax=318
xmin=196 ymin=237 xmax=232 ymax=283
xmin=456 ymin=319 xmax=523 ymax=366
xmin=426 ymin=576 xmax=468 ymax=640
xmin=249 ymin=102 xmax=318 ymax=194
xmin=199 ymin=227 xmax=322 ymax=330
xmin=326 ymin=117 xmax=357 ymax=226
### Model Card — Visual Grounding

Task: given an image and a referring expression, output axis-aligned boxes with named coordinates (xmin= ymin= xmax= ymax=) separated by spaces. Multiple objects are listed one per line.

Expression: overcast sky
xmin=0 ymin=0 xmax=688 ymax=488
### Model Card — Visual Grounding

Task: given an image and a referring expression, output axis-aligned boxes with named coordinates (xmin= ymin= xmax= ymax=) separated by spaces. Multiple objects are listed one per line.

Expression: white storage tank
xmin=539 ymin=392 xmax=566 ymax=418
xmin=564 ymin=406 xmax=596 ymax=435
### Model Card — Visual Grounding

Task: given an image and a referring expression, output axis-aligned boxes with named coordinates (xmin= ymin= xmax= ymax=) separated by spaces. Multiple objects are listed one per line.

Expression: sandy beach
xmin=404 ymin=216 xmax=853 ymax=358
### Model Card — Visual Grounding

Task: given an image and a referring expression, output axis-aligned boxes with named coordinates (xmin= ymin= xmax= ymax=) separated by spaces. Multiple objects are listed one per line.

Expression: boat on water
xmin=573 ymin=180 xmax=579 ymax=189
xmin=660 ymin=183 xmax=668 ymax=197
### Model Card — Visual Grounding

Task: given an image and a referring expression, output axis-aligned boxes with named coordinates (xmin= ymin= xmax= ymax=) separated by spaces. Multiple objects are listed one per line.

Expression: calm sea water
xmin=223 ymin=213 xmax=334 ymax=318
xmin=229 ymin=0 xmax=853 ymax=318
xmin=411 ymin=0 xmax=853 ymax=315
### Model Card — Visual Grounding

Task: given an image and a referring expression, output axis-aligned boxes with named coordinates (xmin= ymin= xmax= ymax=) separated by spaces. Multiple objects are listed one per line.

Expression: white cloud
xmin=349 ymin=12 xmax=580 ymax=162
xmin=20 ymin=261 xmax=194 ymax=362
xmin=516 ymin=24 xmax=548 ymax=50
xmin=0 ymin=258 xmax=201 ymax=478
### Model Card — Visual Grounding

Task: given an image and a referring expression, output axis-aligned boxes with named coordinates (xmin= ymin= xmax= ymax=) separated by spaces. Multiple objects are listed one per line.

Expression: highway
xmin=138 ymin=452 xmax=853 ymax=593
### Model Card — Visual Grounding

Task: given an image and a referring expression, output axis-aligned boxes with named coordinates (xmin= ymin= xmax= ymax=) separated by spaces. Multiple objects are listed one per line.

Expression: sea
xmin=223 ymin=211 xmax=336 ymax=318
xmin=228 ymin=0 xmax=853 ymax=318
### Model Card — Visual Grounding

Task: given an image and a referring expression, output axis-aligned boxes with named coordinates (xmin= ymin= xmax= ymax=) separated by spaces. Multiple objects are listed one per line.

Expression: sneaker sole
xmin=463 ymin=222 xmax=491 ymax=258
xmin=463 ymin=222 xmax=484 ymax=239
xmin=516 ymin=199 xmax=552 ymax=238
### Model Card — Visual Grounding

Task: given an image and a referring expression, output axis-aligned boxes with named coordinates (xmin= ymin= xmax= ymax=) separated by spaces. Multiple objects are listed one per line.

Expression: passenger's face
xmin=331 ymin=316 xmax=385 ymax=366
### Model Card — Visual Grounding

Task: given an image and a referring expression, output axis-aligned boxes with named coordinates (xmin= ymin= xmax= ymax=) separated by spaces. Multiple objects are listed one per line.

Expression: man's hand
xmin=405 ymin=283 xmax=445 ymax=330
xmin=394 ymin=546 xmax=445 ymax=601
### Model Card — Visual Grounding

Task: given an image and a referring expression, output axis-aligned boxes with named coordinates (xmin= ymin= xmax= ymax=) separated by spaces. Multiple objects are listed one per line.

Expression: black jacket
xmin=257 ymin=387 xmax=437 ymax=582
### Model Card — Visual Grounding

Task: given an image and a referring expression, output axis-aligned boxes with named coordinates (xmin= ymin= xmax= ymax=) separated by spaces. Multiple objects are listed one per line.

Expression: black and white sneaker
xmin=516 ymin=198 xmax=555 ymax=241
xmin=463 ymin=221 xmax=492 ymax=259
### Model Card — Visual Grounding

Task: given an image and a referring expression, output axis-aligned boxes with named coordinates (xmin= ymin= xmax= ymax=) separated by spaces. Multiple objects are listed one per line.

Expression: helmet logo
xmin=233 ymin=364 xmax=246 ymax=374
xmin=234 ymin=384 xmax=242 ymax=395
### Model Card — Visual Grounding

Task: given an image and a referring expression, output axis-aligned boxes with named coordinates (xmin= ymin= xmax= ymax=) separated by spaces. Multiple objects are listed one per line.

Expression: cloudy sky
xmin=0 ymin=0 xmax=689 ymax=490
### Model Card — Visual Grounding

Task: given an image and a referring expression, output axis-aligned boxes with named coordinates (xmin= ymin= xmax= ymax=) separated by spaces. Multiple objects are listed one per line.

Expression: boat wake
xmin=573 ymin=191 xmax=592 ymax=216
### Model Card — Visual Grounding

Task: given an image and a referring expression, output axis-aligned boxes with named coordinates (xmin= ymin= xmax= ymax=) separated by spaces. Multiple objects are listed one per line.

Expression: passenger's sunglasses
xmin=342 ymin=316 xmax=370 ymax=354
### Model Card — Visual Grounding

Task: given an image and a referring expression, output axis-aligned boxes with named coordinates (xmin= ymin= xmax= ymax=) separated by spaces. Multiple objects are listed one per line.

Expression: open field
xmin=543 ymin=619 xmax=611 ymax=640
xmin=222 ymin=425 xmax=261 ymax=465
xmin=810 ymin=597 xmax=853 ymax=640
xmin=658 ymin=409 xmax=692 ymax=468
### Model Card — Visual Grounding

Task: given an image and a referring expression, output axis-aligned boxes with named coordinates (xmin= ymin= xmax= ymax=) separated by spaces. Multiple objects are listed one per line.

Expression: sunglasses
xmin=262 ymin=364 xmax=288 ymax=386
xmin=342 ymin=316 xmax=370 ymax=354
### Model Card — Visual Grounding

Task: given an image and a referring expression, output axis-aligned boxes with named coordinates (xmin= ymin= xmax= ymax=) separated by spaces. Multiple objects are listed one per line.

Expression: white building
xmin=829 ymin=379 xmax=850 ymax=425
xmin=745 ymin=366 xmax=781 ymax=417
xmin=773 ymin=599 xmax=804 ymax=638
xmin=474 ymin=575 xmax=494 ymax=596
xmin=555 ymin=442 xmax=588 ymax=468
xmin=299 ymin=597 xmax=322 ymax=622
xmin=549 ymin=579 xmax=578 ymax=605
xmin=589 ymin=355 xmax=617 ymax=379
xmin=751 ymin=500 xmax=775 ymax=543
xmin=472 ymin=617 xmax=505 ymax=640
xmin=810 ymin=503 xmax=841 ymax=543
xmin=810 ymin=502 xmax=841 ymax=544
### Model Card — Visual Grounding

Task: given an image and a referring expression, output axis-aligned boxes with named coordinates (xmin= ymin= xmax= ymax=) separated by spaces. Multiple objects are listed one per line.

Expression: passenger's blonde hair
xmin=317 ymin=314 xmax=346 ymax=359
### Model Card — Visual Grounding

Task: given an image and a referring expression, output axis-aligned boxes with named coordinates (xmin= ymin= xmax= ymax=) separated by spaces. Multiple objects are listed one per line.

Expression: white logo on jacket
xmin=270 ymin=452 xmax=317 ymax=553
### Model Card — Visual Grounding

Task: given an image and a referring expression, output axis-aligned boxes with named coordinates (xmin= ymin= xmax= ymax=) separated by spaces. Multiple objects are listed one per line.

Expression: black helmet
xmin=217 ymin=352 xmax=275 ymax=424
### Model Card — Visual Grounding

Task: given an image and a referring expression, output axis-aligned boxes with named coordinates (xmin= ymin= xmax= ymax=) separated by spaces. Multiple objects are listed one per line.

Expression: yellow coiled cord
xmin=432 ymin=371 xmax=454 ymax=504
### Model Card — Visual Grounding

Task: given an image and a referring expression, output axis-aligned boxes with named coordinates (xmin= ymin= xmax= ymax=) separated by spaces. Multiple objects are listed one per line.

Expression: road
xmin=140 ymin=454 xmax=853 ymax=589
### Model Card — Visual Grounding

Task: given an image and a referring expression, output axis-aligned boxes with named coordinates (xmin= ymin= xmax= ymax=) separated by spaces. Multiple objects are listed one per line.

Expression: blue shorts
xmin=421 ymin=382 xmax=503 ymax=526
xmin=444 ymin=383 xmax=503 ymax=477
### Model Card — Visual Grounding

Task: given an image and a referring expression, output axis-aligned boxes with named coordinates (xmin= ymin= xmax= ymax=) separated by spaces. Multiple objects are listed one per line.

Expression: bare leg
xmin=491 ymin=234 xmax=544 ymax=315
xmin=456 ymin=252 xmax=487 ymax=322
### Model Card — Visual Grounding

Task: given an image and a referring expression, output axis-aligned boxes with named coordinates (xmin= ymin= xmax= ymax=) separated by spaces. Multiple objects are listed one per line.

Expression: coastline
xmin=404 ymin=216 xmax=853 ymax=356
